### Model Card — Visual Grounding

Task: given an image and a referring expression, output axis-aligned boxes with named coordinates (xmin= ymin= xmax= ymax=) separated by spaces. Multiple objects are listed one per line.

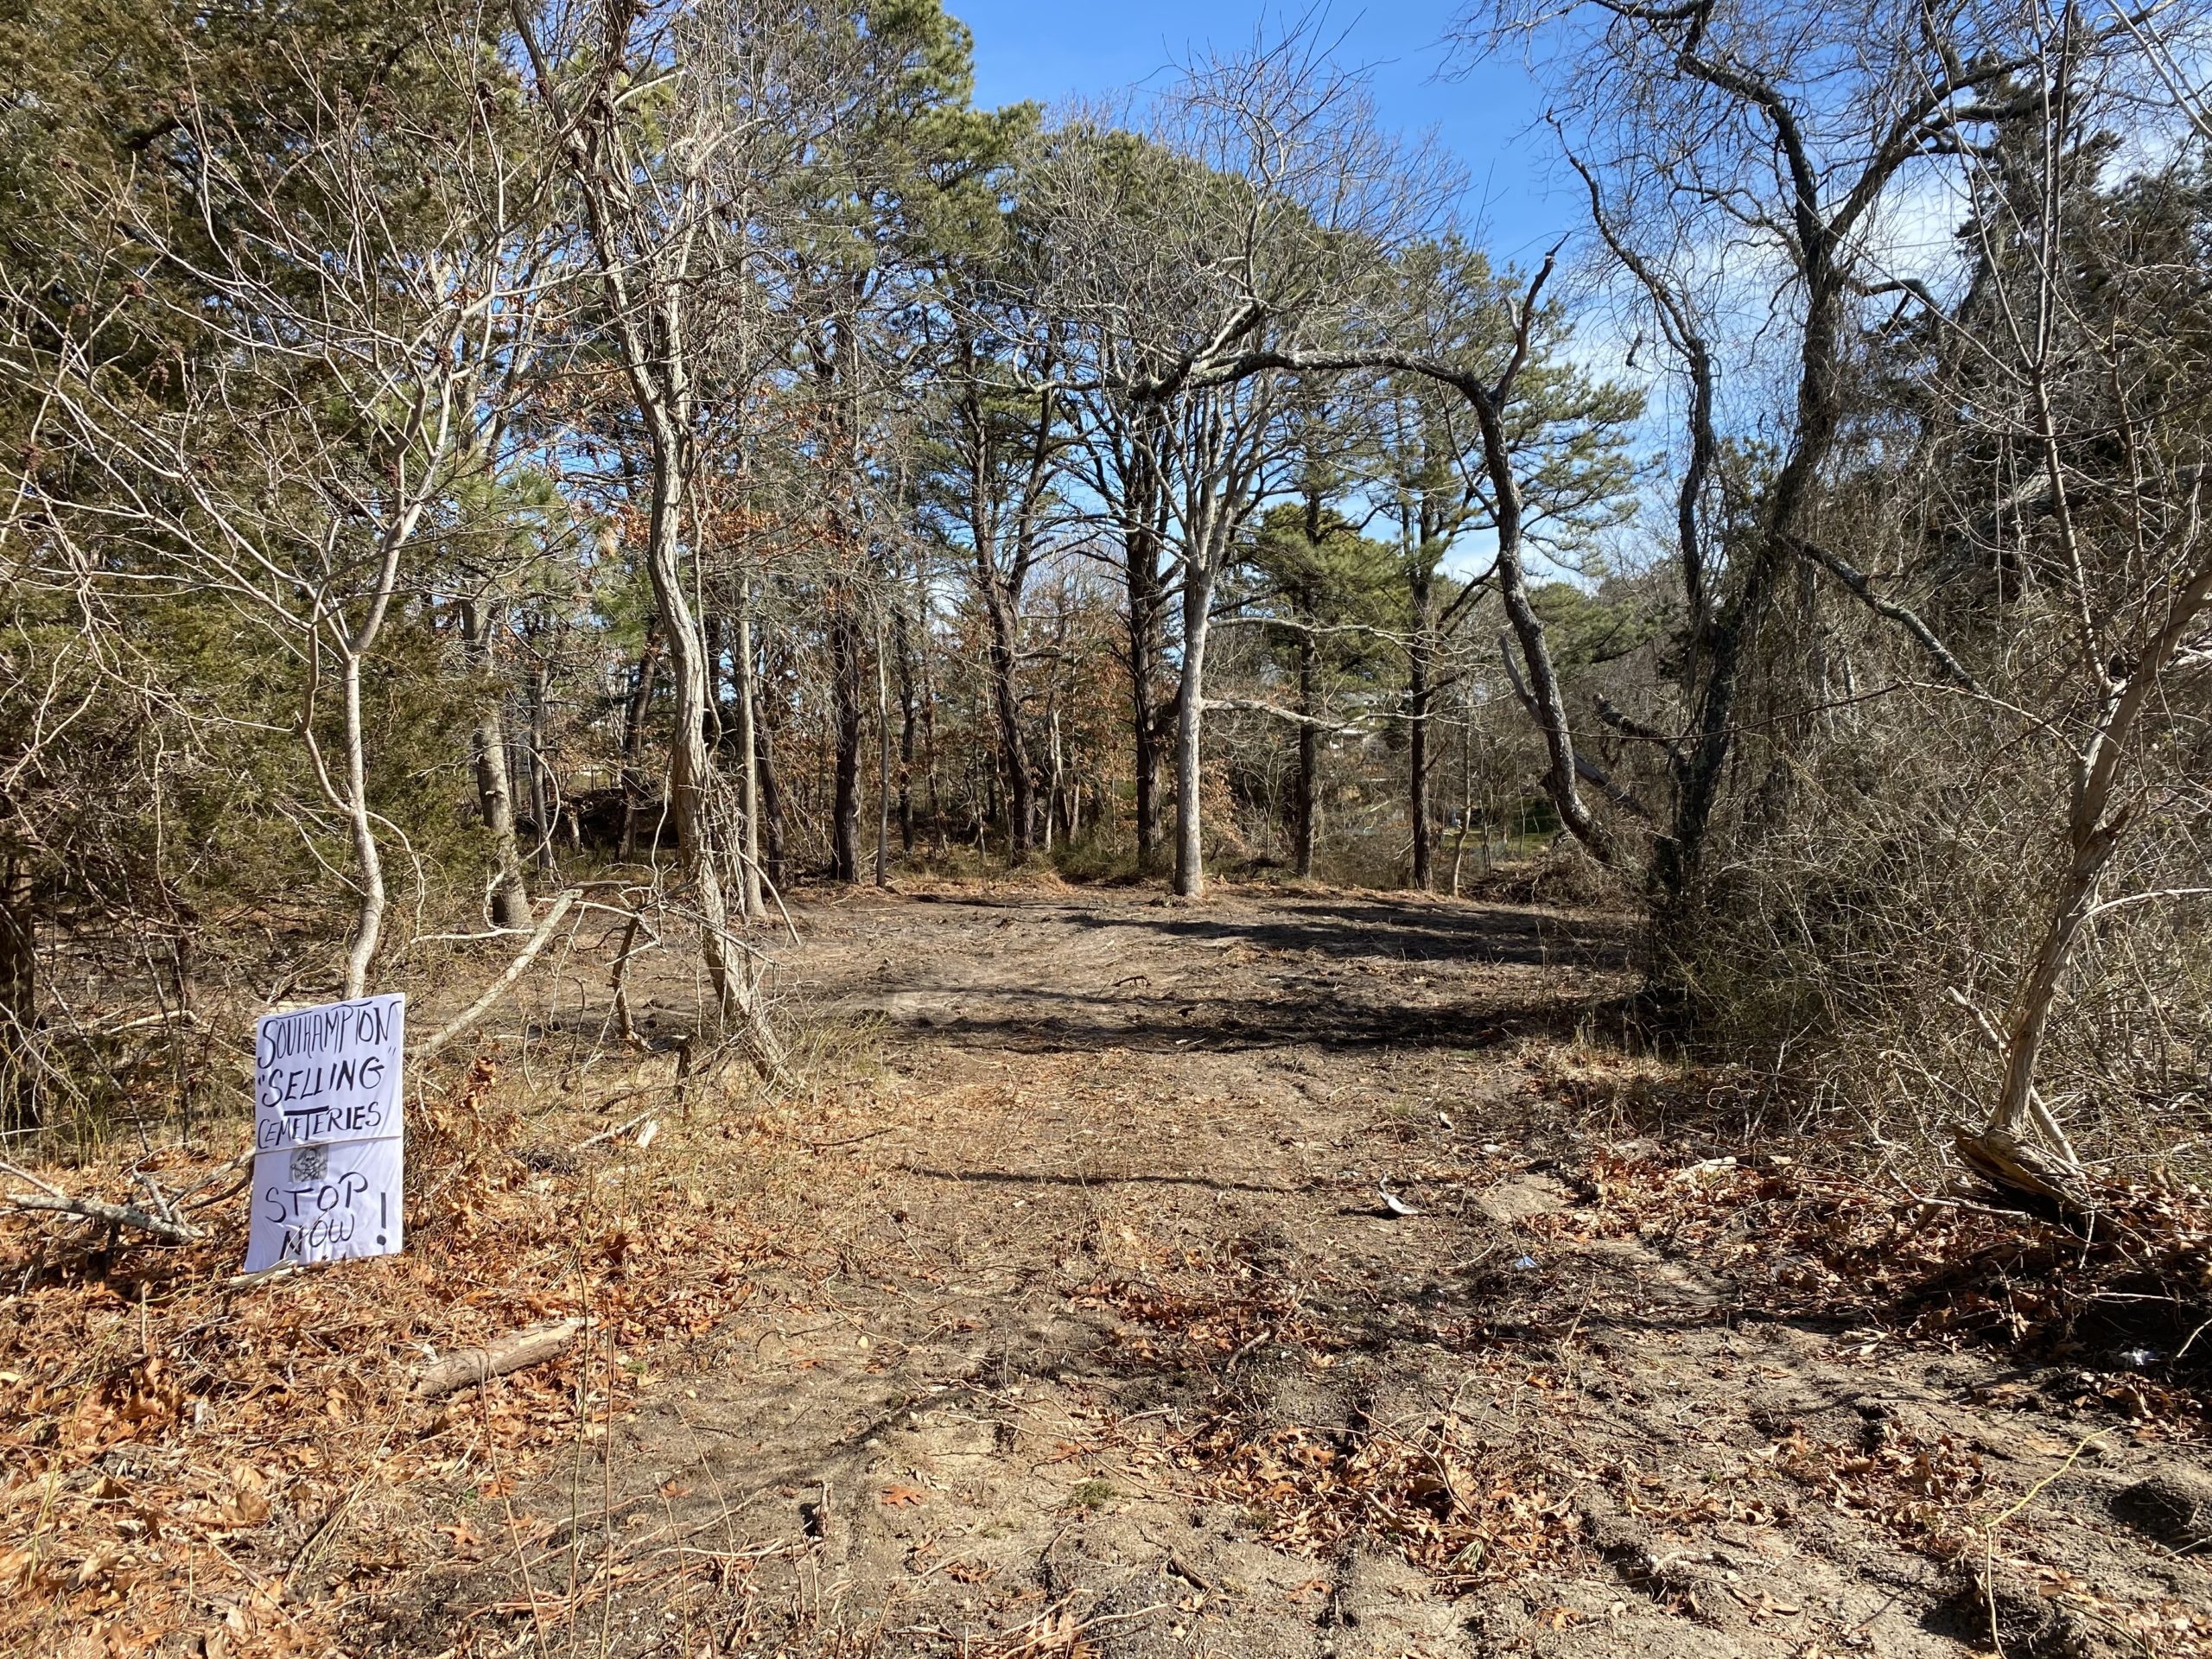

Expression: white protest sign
xmin=245 ymin=993 xmax=405 ymax=1273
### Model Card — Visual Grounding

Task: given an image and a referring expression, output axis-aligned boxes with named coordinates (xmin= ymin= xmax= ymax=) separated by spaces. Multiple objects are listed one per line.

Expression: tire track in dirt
xmin=366 ymin=887 xmax=2211 ymax=1659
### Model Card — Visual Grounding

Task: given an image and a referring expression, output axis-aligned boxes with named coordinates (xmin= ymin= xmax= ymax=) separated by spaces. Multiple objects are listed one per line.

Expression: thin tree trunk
xmin=0 ymin=837 xmax=34 ymax=1134
xmin=982 ymin=582 xmax=1034 ymax=860
xmin=1293 ymin=592 xmax=1319 ymax=879
xmin=874 ymin=607 xmax=891 ymax=887
xmin=733 ymin=585 xmax=766 ymax=920
xmin=1128 ymin=552 xmax=1163 ymax=872
xmin=461 ymin=601 xmax=532 ymax=929
xmin=525 ymin=652 xmax=556 ymax=872
xmin=1408 ymin=565 xmax=1434 ymax=892
xmin=1045 ymin=708 xmax=1063 ymax=854
xmin=755 ymin=713 xmax=786 ymax=893
xmin=338 ymin=651 xmax=386 ymax=998
xmin=1173 ymin=563 xmax=1214 ymax=899
xmin=1475 ymin=378 xmax=1616 ymax=870
xmin=893 ymin=594 xmax=918 ymax=854
xmin=1970 ymin=553 xmax=2212 ymax=1179
xmin=639 ymin=470 xmax=779 ymax=1068
xmin=619 ymin=627 xmax=662 ymax=861
xmin=829 ymin=599 xmax=863 ymax=882
xmin=507 ymin=3 xmax=785 ymax=1074
xmin=919 ymin=588 xmax=944 ymax=849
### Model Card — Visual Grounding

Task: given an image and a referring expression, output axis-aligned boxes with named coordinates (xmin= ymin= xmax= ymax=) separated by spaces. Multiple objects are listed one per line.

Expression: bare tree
xmin=511 ymin=0 xmax=827 ymax=1068
xmin=1035 ymin=30 xmax=1453 ymax=895
xmin=8 ymin=13 xmax=551 ymax=996
xmin=1945 ymin=6 xmax=2212 ymax=1190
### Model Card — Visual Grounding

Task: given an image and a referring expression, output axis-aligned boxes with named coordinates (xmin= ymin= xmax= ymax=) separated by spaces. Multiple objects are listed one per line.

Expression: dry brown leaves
xmin=1770 ymin=1420 xmax=1990 ymax=1554
xmin=1516 ymin=1130 xmax=2211 ymax=1429
xmin=0 ymin=1057 xmax=782 ymax=1659
xmin=1071 ymin=1238 xmax=1585 ymax=1590
xmin=1199 ymin=1415 xmax=1587 ymax=1587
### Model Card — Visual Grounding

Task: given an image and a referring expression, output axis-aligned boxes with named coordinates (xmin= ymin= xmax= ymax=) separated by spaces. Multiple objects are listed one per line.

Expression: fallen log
xmin=414 ymin=1317 xmax=587 ymax=1398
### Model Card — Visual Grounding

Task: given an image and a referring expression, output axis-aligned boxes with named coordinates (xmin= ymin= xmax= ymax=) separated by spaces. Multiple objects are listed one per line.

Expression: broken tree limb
xmin=1789 ymin=536 xmax=1983 ymax=695
xmin=1200 ymin=695 xmax=1370 ymax=735
xmin=179 ymin=1153 xmax=254 ymax=1211
xmin=1593 ymin=695 xmax=1688 ymax=771
xmin=410 ymin=888 xmax=580 ymax=1062
xmin=414 ymin=1317 xmax=587 ymax=1398
xmin=7 ymin=1190 xmax=206 ymax=1243
xmin=1573 ymin=752 xmax=1658 ymax=825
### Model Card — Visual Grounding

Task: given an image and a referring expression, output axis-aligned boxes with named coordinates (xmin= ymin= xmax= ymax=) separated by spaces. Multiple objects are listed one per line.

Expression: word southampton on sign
xmin=245 ymin=993 xmax=406 ymax=1274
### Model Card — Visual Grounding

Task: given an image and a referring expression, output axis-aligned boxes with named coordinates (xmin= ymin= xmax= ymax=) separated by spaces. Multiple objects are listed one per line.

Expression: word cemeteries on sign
xmin=245 ymin=993 xmax=406 ymax=1274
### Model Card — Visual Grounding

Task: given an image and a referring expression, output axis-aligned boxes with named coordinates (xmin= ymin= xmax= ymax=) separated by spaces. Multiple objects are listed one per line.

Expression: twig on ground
xmin=7 ymin=1188 xmax=206 ymax=1243
xmin=572 ymin=1110 xmax=655 ymax=1152
xmin=170 ymin=1149 xmax=254 ymax=1208
xmin=0 ymin=1156 xmax=66 ymax=1198
xmin=415 ymin=1317 xmax=588 ymax=1399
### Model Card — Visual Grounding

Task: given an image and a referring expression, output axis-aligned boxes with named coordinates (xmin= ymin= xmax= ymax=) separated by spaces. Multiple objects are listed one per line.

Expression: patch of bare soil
xmin=351 ymin=887 xmax=2212 ymax=1659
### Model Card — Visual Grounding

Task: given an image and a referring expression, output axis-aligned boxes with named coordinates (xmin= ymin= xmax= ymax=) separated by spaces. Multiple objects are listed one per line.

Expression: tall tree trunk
xmin=732 ymin=588 xmax=766 ymax=919
xmin=526 ymin=654 xmax=555 ymax=872
xmin=1293 ymin=582 xmax=1319 ymax=879
xmin=461 ymin=600 xmax=532 ymax=929
xmin=1465 ymin=375 xmax=1616 ymax=871
xmin=982 ymin=582 xmax=1034 ymax=860
xmin=755 ymin=712 xmax=786 ymax=893
xmin=1657 ymin=253 xmax=1846 ymax=906
xmin=637 ymin=465 xmax=779 ymax=1070
xmin=1045 ymin=708 xmax=1063 ymax=854
xmin=1173 ymin=563 xmax=1215 ymax=899
xmin=0 ymin=836 xmax=34 ymax=1134
xmin=829 ymin=598 xmax=863 ymax=882
xmin=1128 ymin=528 xmax=1164 ymax=872
xmin=337 ymin=650 xmax=387 ymax=998
xmin=874 ymin=608 xmax=891 ymax=887
xmin=893 ymin=594 xmax=918 ymax=854
xmin=918 ymin=577 xmax=944 ymax=849
xmin=511 ymin=0 xmax=780 ymax=1074
xmin=1132 ymin=670 xmax=1160 ymax=871
xmin=618 ymin=626 xmax=662 ymax=861
xmin=1408 ymin=566 xmax=1434 ymax=892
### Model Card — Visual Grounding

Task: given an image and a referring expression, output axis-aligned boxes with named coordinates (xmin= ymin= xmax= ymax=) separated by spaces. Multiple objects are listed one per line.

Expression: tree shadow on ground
xmin=1061 ymin=896 xmax=1635 ymax=969
xmin=889 ymin=986 xmax=1620 ymax=1056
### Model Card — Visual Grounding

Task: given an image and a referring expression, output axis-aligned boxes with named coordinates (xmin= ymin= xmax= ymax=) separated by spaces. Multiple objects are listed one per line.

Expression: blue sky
xmin=948 ymin=2 xmax=1571 ymax=266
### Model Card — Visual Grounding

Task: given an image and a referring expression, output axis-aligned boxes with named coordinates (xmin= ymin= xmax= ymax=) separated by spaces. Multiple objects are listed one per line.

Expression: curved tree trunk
xmin=639 ymin=467 xmax=784 ymax=1076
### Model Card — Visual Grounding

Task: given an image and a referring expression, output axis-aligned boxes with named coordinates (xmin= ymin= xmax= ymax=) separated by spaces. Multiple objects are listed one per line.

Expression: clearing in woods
xmin=365 ymin=887 xmax=2208 ymax=1659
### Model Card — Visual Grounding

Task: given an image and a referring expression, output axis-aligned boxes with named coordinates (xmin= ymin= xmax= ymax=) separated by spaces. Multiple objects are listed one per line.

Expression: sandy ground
xmin=357 ymin=886 xmax=2212 ymax=1659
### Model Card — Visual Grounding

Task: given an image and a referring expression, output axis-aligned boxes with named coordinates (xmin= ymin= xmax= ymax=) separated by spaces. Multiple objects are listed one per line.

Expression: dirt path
xmin=373 ymin=887 xmax=2209 ymax=1659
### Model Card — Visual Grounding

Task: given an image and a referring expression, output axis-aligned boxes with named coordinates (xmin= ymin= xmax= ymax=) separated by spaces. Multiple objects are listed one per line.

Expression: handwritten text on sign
xmin=245 ymin=993 xmax=405 ymax=1273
